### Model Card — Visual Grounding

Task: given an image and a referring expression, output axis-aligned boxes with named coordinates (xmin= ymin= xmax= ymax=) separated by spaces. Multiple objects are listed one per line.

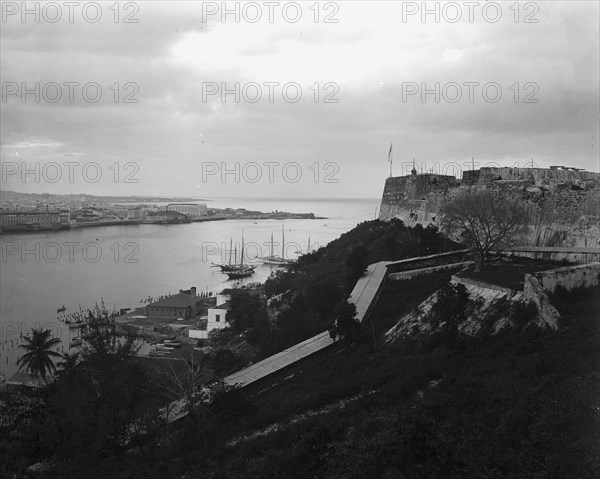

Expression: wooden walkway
xmin=348 ymin=261 xmax=391 ymax=322
xmin=224 ymin=332 xmax=333 ymax=387
xmin=163 ymin=261 xmax=392 ymax=422
xmin=224 ymin=261 xmax=391 ymax=388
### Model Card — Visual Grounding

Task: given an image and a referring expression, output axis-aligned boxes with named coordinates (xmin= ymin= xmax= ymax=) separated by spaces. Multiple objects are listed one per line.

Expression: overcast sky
xmin=1 ymin=1 xmax=598 ymax=199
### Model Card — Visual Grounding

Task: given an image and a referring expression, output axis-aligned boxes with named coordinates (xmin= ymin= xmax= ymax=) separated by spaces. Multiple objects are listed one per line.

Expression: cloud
xmin=0 ymin=1 xmax=598 ymax=198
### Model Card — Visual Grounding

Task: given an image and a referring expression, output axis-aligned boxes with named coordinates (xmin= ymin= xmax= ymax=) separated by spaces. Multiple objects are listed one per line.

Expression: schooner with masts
xmin=259 ymin=224 xmax=293 ymax=266
xmin=211 ymin=235 xmax=256 ymax=278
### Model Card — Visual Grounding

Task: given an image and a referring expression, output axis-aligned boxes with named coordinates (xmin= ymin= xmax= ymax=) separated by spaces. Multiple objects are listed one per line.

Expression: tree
xmin=55 ymin=352 xmax=82 ymax=384
xmin=57 ymin=352 xmax=80 ymax=375
xmin=440 ymin=188 xmax=528 ymax=270
xmin=16 ymin=327 xmax=61 ymax=385
xmin=328 ymin=300 xmax=360 ymax=341
xmin=346 ymin=245 xmax=369 ymax=283
xmin=428 ymin=283 xmax=470 ymax=348
xmin=227 ymin=290 xmax=266 ymax=334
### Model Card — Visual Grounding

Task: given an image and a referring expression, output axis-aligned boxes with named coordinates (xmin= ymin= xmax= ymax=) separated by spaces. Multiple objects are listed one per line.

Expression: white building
xmin=188 ymin=294 xmax=230 ymax=340
xmin=207 ymin=300 xmax=229 ymax=329
xmin=167 ymin=203 xmax=208 ymax=218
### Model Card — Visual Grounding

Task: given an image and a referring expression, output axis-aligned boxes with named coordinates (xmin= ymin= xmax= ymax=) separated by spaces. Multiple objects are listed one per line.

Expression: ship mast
xmin=240 ymin=234 xmax=245 ymax=267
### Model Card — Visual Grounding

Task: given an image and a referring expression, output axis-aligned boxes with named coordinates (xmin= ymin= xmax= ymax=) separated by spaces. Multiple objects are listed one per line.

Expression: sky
xmin=1 ymin=1 xmax=599 ymax=199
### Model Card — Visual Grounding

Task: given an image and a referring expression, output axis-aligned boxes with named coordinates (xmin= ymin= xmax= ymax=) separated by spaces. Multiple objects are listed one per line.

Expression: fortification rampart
xmin=379 ymin=167 xmax=600 ymax=249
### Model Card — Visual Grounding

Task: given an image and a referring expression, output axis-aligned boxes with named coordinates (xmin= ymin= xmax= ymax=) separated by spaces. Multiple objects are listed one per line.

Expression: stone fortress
xmin=378 ymin=164 xmax=600 ymax=248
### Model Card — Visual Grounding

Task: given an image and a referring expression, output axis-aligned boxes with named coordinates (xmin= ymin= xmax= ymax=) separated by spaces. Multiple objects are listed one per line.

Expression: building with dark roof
xmin=146 ymin=287 xmax=204 ymax=320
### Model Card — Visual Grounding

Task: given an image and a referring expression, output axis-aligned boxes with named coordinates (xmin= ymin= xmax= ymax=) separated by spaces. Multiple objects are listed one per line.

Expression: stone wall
xmin=522 ymin=262 xmax=600 ymax=329
xmin=385 ymin=249 xmax=472 ymax=274
xmin=532 ymin=262 xmax=600 ymax=293
xmin=452 ymin=275 xmax=516 ymax=294
xmin=378 ymin=174 xmax=459 ymax=222
xmin=388 ymin=261 xmax=472 ymax=281
xmin=523 ymin=274 xmax=561 ymax=329
xmin=463 ymin=166 xmax=600 ymax=184
xmin=379 ymin=166 xmax=600 ymax=249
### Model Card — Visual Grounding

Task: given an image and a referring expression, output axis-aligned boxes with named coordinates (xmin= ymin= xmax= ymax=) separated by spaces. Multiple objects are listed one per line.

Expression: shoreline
xmin=0 ymin=213 xmax=327 ymax=235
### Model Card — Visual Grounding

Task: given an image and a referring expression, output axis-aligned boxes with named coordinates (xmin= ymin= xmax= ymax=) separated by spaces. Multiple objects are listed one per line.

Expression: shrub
xmin=510 ymin=300 xmax=539 ymax=329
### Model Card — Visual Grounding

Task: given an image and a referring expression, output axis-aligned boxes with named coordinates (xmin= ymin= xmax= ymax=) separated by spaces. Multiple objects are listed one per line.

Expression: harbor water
xmin=0 ymin=197 xmax=379 ymax=379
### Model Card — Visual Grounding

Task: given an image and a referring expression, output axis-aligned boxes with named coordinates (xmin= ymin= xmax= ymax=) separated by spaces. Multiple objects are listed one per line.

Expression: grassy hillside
xmin=2 ymin=221 xmax=597 ymax=479
xmin=180 ymin=284 xmax=599 ymax=479
xmin=18 ymin=279 xmax=593 ymax=479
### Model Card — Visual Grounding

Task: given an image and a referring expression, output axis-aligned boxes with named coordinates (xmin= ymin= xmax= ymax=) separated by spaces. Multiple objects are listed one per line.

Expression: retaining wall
xmin=531 ymin=262 xmax=600 ymax=293
xmin=389 ymin=261 xmax=472 ymax=281
xmin=385 ymin=249 xmax=472 ymax=274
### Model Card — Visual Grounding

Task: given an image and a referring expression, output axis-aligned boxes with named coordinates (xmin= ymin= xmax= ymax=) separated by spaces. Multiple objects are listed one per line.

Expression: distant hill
xmin=0 ymin=190 xmax=208 ymax=204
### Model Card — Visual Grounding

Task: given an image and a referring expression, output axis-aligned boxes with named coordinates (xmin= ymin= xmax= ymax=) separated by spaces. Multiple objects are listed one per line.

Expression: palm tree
xmin=16 ymin=327 xmax=62 ymax=385
xmin=57 ymin=351 xmax=80 ymax=378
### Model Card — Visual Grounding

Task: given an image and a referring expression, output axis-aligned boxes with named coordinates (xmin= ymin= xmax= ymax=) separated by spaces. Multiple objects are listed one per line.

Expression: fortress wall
xmin=476 ymin=167 xmax=600 ymax=183
xmin=378 ymin=167 xmax=600 ymax=249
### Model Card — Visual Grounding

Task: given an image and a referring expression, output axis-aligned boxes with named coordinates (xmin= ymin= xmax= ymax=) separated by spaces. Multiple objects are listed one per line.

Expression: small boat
xmin=57 ymin=305 xmax=66 ymax=313
xmin=149 ymin=349 xmax=169 ymax=357
xmin=156 ymin=345 xmax=175 ymax=352
xmin=260 ymin=225 xmax=293 ymax=266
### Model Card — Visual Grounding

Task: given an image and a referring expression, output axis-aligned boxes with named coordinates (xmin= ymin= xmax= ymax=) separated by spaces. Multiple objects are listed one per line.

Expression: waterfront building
xmin=188 ymin=294 xmax=230 ymax=339
xmin=127 ymin=206 xmax=146 ymax=219
xmin=166 ymin=203 xmax=208 ymax=218
xmin=0 ymin=210 xmax=64 ymax=230
xmin=146 ymin=287 xmax=204 ymax=320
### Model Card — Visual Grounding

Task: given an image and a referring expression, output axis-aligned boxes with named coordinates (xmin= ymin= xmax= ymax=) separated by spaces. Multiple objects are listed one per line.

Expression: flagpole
xmin=388 ymin=142 xmax=393 ymax=178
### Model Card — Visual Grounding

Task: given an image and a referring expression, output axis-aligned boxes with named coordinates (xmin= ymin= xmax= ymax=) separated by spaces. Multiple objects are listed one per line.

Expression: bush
xmin=510 ymin=300 xmax=538 ymax=328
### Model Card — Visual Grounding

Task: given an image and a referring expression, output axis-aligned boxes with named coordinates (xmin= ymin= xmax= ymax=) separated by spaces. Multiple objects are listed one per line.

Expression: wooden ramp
xmin=164 ymin=261 xmax=392 ymax=422
xmin=224 ymin=332 xmax=333 ymax=387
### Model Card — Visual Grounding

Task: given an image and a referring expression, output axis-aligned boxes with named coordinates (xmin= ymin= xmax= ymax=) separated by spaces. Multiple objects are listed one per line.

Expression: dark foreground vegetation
xmin=206 ymin=219 xmax=462 ymax=366
xmin=2 ymin=280 xmax=597 ymax=478
xmin=1 ymin=220 xmax=597 ymax=478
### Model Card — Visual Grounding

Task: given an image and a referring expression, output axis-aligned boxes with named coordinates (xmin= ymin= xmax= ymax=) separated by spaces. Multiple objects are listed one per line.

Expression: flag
xmin=388 ymin=143 xmax=393 ymax=163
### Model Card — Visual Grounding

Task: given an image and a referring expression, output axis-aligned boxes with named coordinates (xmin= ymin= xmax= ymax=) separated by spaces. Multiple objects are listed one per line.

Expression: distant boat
xmin=149 ymin=350 xmax=169 ymax=357
xmin=156 ymin=345 xmax=175 ymax=352
xmin=260 ymin=225 xmax=293 ymax=266
xmin=225 ymin=233 xmax=256 ymax=279
xmin=212 ymin=237 xmax=256 ymax=273
xmin=57 ymin=305 xmax=66 ymax=313
xmin=295 ymin=235 xmax=312 ymax=255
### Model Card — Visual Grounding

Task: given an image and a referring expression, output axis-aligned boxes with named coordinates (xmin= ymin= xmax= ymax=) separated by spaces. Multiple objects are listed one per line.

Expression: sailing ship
xmin=295 ymin=234 xmax=312 ymax=256
xmin=260 ymin=224 xmax=293 ymax=266
xmin=224 ymin=234 xmax=255 ymax=279
xmin=212 ymin=237 xmax=256 ymax=273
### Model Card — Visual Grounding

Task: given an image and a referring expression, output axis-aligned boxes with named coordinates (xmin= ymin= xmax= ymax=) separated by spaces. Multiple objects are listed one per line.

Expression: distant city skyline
xmin=1 ymin=1 xmax=598 ymax=198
